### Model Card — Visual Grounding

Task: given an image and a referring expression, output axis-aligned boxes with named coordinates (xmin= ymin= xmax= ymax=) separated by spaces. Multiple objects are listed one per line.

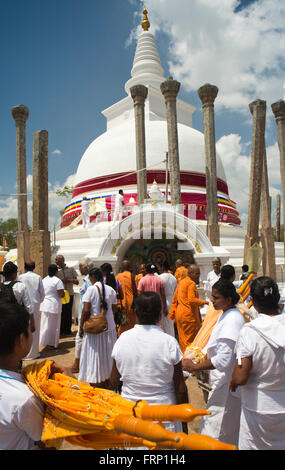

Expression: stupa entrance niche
xmin=122 ymin=238 xmax=195 ymax=272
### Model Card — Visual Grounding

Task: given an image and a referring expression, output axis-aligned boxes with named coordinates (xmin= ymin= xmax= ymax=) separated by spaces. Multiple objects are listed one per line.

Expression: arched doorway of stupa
xmin=123 ymin=238 xmax=195 ymax=273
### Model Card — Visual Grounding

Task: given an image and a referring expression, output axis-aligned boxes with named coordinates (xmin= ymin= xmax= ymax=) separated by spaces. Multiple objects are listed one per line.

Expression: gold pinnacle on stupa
xmin=142 ymin=7 xmax=150 ymax=31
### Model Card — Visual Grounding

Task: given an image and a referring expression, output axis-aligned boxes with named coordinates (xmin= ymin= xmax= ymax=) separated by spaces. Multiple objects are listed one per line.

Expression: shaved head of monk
xmin=121 ymin=260 xmax=131 ymax=271
xmin=188 ymin=264 xmax=201 ymax=284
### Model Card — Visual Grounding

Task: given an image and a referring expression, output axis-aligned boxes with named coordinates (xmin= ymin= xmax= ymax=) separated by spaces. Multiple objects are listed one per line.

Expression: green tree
xmin=0 ymin=218 xmax=31 ymax=250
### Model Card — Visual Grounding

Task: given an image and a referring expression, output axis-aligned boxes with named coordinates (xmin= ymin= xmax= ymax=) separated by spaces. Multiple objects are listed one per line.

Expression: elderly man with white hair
xmin=204 ymin=258 xmax=222 ymax=301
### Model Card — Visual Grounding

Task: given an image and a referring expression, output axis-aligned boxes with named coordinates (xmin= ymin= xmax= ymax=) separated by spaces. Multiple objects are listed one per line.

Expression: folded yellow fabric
xmin=22 ymin=360 xmax=236 ymax=450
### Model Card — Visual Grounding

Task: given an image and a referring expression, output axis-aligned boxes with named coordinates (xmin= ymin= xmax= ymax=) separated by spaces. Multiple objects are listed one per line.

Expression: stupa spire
xmin=142 ymin=7 xmax=150 ymax=31
xmin=125 ymin=7 xmax=165 ymax=94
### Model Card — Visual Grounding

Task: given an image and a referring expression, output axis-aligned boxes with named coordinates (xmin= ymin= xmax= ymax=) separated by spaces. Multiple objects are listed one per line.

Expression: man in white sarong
xmin=19 ymin=261 xmax=45 ymax=360
xmin=81 ymin=197 xmax=90 ymax=229
xmin=112 ymin=189 xmax=125 ymax=226
xmin=159 ymin=261 xmax=177 ymax=337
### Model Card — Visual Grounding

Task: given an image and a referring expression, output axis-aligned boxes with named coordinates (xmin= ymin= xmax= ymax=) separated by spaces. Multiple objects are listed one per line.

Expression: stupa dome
xmin=61 ymin=13 xmax=240 ymax=228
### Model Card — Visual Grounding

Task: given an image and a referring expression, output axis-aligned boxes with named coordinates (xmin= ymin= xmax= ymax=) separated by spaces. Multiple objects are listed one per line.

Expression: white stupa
xmin=54 ymin=8 xmax=284 ymax=281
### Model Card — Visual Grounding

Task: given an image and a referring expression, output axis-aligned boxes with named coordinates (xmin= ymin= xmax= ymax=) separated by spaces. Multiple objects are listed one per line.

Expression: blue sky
xmin=0 ymin=0 xmax=284 ymax=229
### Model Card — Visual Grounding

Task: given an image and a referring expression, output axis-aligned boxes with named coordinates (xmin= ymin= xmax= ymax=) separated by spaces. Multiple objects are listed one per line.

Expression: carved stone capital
xmin=11 ymin=104 xmax=29 ymax=122
xmin=197 ymin=84 xmax=218 ymax=106
xmin=249 ymin=99 xmax=266 ymax=116
xmin=160 ymin=77 xmax=181 ymax=99
xmin=271 ymin=100 xmax=285 ymax=121
xmin=130 ymin=84 xmax=148 ymax=103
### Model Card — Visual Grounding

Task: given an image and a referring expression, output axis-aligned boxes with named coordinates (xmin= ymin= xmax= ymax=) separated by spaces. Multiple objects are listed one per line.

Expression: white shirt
xmin=81 ymin=200 xmax=89 ymax=213
xmin=159 ymin=272 xmax=177 ymax=311
xmin=40 ymin=275 xmax=64 ymax=314
xmin=0 ymin=369 xmax=44 ymax=450
xmin=4 ymin=281 xmax=33 ymax=314
xmin=18 ymin=272 xmax=45 ymax=312
xmin=236 ymin=313 xmax=285 ymax=413
xmin=206 ymin=307 xmax=245 ymax=391
xmin=206 ymin=270 xmax=220 ymax=288
xmin=82 ymin=282 xmax=117 ymax=331
xmin=114 ymin=193 xmax=124 ymax=211
xmin=112 ymin=324 xmax=183 ymax=405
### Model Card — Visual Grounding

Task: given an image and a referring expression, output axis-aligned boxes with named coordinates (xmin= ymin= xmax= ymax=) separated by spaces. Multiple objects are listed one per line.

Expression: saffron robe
xmin=116 ymin=271 xmax=137 ymax=335
xmin=169 ymin=277 xmax=207 ymax=353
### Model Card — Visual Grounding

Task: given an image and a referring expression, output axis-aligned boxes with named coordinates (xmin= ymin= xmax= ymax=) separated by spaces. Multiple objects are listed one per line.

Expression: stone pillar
xmin=243 ymin=100 xmax=266 ymax=264
xmin=30 ymin=130 xmax=50 ymax=278
xmin=271 ymin=100 xmax=285 ymax=257
xmin=276 ymin=193 xmax=281 ymax=241
xmin=260 ymin=147 xmax=276 ymax=279
xmin=130 ymin=85 xmax=148 ymax=206
xmin=160 ymin=77 xmax=181 ymax=207
xmin=198 ymin=84 xmax=220 ymax=246
xmin=11 ymin=104 xmax=30 ymax=273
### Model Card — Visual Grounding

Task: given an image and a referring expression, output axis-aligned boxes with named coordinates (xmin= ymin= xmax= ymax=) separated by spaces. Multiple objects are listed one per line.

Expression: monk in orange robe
xmin=174 ymin=259 xmax=188 ymax=285
xmin=170 ymin=264 xmax=209 ymax=353
xmin=116 ymin=260 xmax=137 ymax=336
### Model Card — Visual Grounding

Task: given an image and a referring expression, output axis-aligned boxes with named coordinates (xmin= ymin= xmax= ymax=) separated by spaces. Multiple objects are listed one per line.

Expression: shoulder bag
xmin=83 ymin=286 xmax=108 ymax=334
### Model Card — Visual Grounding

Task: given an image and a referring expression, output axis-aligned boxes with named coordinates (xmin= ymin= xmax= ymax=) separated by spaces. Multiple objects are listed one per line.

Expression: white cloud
xmin=139 ymin=0 xmax=285 ymax=112
xmin=216 ymin=134 xmax=282 ymax=226
xmin=51 ymin=149 xmax=63 ymax=156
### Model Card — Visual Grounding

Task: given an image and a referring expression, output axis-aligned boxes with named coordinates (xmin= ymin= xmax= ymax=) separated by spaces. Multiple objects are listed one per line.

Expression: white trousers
xmin=24 ymin=309 xmax=40 ymax=360
xmin=82 ymin=211 xmax=90 ymax=228
xmin=112 ymin=209 xmax=123 ymax=225
xmin=75 ymin=325 xmax=83 ymax=359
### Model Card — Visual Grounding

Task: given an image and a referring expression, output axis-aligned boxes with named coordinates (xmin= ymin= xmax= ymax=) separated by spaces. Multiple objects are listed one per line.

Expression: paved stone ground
xmin=23 ymin=324 xmax=206 ymax=450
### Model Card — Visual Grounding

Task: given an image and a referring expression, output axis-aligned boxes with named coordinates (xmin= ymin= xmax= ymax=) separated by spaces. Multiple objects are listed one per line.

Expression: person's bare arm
xmin=109 ymin=360 xmax=121 ymax=390
xmin=57 ymin=289 xmax=65 ymax=298
xmin=230 ymin=356 xmax=252 ymax=392
xmin=160 ymin=285 xmax=168 ymax=316
xmin=182 ymin=357 xmax=214 ymax=373
xmin=79 ymin=302 xmax=91 ymax=337
xmin=71 ymin=268 xmax=79 ymax=285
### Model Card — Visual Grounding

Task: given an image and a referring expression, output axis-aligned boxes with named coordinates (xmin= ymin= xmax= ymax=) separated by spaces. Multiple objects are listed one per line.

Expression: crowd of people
xmin=0 ymin=254 xmax=285 ymax=450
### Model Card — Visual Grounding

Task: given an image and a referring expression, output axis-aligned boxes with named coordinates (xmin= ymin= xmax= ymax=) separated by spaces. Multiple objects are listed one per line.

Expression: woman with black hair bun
xmin=100 ymin=263 xmax=123 ymax=301
xmin=230 ymin=276 xmax=285 ymax=450
xmin=183 ymin=278 xmax=245 ymax=446
xmin=110 ymin=291 xmax=188 ymax=435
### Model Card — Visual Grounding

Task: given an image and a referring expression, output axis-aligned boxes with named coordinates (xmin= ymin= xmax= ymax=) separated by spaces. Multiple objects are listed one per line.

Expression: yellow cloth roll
xmin=22 ymin=360 xmax=236 ymax=450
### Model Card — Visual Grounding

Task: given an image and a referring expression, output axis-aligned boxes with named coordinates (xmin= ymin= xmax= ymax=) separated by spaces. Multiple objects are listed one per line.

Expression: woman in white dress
xmin=182 ymin=279 xmax=245 ymax=446
xmin=78 ymin=268 xmax=118 ymax=387
xmin=230 ymin=276 xmax=285 ymax=450
xmin=158 ymin=261 xmax=177 ymax=337
xmin=110 ymin=291 xmax=188 ymax=434
xmin=39 ymin=264 xmax=65 ymax=349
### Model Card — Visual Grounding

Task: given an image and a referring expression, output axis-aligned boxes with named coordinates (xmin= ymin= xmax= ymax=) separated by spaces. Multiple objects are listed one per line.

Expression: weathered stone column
xmin=130 ymin=85 xmax=148 ymax=206
xmin=30 ymin=130 xmax=50 ymax=278
xmin=11 ymin=104 xmax=30 ymax=272
xmin=276 ymin=193 xmax=281 ymax=241
xmin=271 ymin=100 xmax=285 ymax=258
xmin=243 ymin=99 xmax=266 ymax=264
xmin=260 ymin=147 xmax=276 ymax=279
xmin=198 ymin=84 xmax=220 ymax=246
xmin=160 ymin=77 xmax=181 ymax=207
